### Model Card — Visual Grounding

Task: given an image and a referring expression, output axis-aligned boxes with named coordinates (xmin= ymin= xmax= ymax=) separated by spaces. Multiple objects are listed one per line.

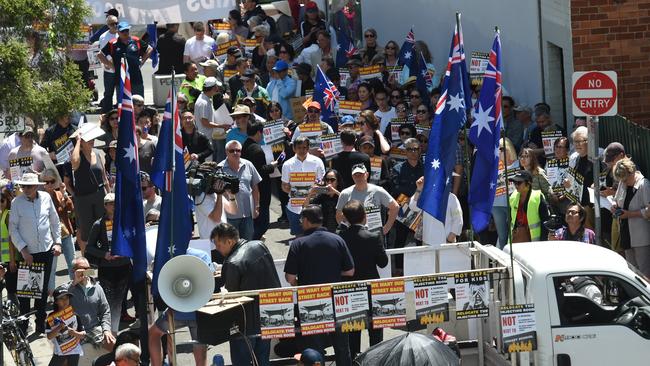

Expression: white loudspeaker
xmin=158 ymin=255 xmax=214 ymax=313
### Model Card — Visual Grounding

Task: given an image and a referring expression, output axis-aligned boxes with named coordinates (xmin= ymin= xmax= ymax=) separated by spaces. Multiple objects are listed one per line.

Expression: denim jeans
xmin=229 ymin=335 xmax=271 ymax=366
xmin=286 ymin=210 xmax=303 ymax=236
xmin=253 ymin=204 xmax=270 ymax=240
xmin=492 ymin=205 xmax=510 ymax=249
xmin=227 ymin=216 xmax=254 ymax=240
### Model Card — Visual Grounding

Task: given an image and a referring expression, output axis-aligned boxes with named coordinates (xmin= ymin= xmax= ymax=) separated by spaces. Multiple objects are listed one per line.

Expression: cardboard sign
xmin=470 ymin=51 xmax=489 ymax=87
xmin=564 ymin=167 xmax=584 ymax=203
xmin=413 ymin=276 xmax=449 ymax=325
xmin=17 ymin=262 xmax=45 ymax=299
xmin=298 ymin=285 xmax=334 ymax=335
xmin=454 ymin=271 xmax=490 ymax=319
xmin=213 ymin=22 xmax=231 ymax=34
xmin=215 ymin=40 xmax=240 ymax=61
xmin=259 ymin=289 xmax=295 ymax=339
xmin=339 ymin=100 xmax=362 ymax=116
xmin=541 ymin=131 xmax=564 ymax=157
xmin=9 ymin=156 xmax=34 ymax=182
xmin=263 ymin=119 xmax=285 ymax=145
xmin=501 ymin=304 xmax=537 ymax=353
xmin=333 ymin=283 xmax=370 ymax=333
xmin=495 ymin=161 xmax=519 ymax=197
xmin=546 ymin=158 xmax=569 ymax=194
xmin=289 ymin=172 xmax=316 ymax=207
xmin=46 ymin=305 xmax=82 ymax=354
xmin=369 ymin=156 xmax=382 ymax=184
xmin=371 ymin=279 xmax=406 ymax=329
xmin=55 ymin=140 xmax=75 ymax=164
xmin=359 ymin=65 xmax=382 ymax=80
xmin=321 ymin=133 xmax=342 ymax=159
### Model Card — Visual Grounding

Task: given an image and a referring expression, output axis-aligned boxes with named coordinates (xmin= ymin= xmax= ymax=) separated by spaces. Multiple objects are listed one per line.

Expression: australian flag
xmin=397 ymin=27 xmax=415 ymax=66
xmin=418 ymin=23 xmax=469 ymax=222
xmin=313 ymin=65 xmax=340 ymax=129
xmin=335 ymin=28 xmax=358 ymax=68
xmin=112 ymin=60 xmax=148 ymax=282
xmin=146 ymin=24 xmax=159 ymax=69
xmin=150 ymin=88 xmax=193 ymax=295
xmin=468 ymin=31 xmax=502 ymax=233
xmin=415 ymin=51 xmax=433 ymax=105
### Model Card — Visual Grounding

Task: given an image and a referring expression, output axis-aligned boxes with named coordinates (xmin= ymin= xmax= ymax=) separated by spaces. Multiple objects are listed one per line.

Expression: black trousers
xmin=18 ymin=250 xmax=53 ymax=332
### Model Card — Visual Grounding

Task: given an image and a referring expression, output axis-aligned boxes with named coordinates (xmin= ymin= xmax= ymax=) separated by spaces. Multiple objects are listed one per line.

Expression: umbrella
xmin=354 ymin=332 xmax=460 ymax=366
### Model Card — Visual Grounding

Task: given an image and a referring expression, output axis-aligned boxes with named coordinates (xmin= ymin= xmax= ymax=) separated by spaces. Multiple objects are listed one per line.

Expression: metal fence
xmin=599 ymin=115 xmax=650 ymax=176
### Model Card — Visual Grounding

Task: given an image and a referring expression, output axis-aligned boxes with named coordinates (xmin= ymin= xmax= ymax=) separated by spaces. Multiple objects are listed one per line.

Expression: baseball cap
xmin=53 ymin=285 xmax=74 ymax=300
xmin=204 ymin=76 xmax=222 ymax=88
xmin=19 ymin=126 xmax=35 ymax=137
xmin=339 ymin=115 xmax=355 ymax=126
xmin=352 ymin=163 xmax=367 ymax=175
xmin=241 ymin=69 xmax=256 ymax=81
xmin=509 ymin=170 xmax=532 ymax=183
xmin=307 ymin=101 xmax=321 ymax=111
xmin=294 ymin=348 xmax=323 ymax=365
xmin=227 ymin=46 xmax=242 ymax=56
xmin=604 ymin=142 xmax=625 ymax=163
xmin=359 ymin=135 xmax=375 ymax=147
xmin=117 ymin=21 xmax=131 ymax=32
xmin=305 ymin=1 xmax=319 ymax=12
xmin=104 ymin=8 xmax=119 ymax=17
xmin=272 ymin=60 xmax=289 ymax=72
xmin=199 ymin=59 xmax=220 ymax=69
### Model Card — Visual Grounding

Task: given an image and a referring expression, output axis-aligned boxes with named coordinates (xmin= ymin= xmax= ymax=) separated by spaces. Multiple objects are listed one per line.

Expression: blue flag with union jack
xmin=397 ymin=27 xmax=415 ymax=66
xmin=335 ymin=28 xmax=358 ymax=68
xmin=112 ymin=61 xmax=148 ymax=282
xmin=418 ymin=22 xmax=469 ymax=222
xmin=150 ymin=88 xmax=193 ymax=295
xmin=146 ymin=24 xmax=158 ymax=69
xmin=313 ymin=65 xmax=340 ymax=129
xmin=468 ymin=31 xmax=503 ymax=233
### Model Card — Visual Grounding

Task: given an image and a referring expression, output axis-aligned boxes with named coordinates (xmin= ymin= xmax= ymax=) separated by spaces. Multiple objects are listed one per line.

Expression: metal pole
xmin=590 ymin=116 xmax=602 ymax=246
xmin=168 ymin=68 xmax=178 ymax=366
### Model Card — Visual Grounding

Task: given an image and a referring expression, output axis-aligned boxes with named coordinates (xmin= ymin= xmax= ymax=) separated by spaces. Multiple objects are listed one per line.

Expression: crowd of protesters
xmin=1 ymin=0 xmax=650 ymax=365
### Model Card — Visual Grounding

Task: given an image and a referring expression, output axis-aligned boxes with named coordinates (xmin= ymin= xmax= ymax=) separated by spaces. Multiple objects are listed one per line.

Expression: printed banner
xmin=321 ymin=133 xmax=342 ymax=159
xmin=564 ymin=167 xmax=584 ymax=203
xmin=469 ymin=51 xmax=489 ymax=87
xmin=259 ymin=289 xmax=295 ymax=339
xmin=541 ymin=131 xmax=564 ymax=157
xmin=17 ymin=262 xmax=45 ymax=299
xmin=263 ymin=119 xmax=285 ymax=146
xmin=454 ymin=271 xmax=490 ymax=319
xmin=289 ymin=172 xmax=316 ymax=208
xmin=369 ymin=156 xmax=382 ymax=184
xmin=359 ymin=65 xmax=382 ymax=80
xmin=546 ymin=158 xmax=569 ymax=194
xmin=495 ymin=161 xmax=519 ymax=197
xmin=413 ymin=276 xmax=449 ymax=325
xmin=87 ymin=0 xmax=234 ymax=26
xmin=332 ymin=283 xmax=370 ymax=333
xmin=501 ymin=304 xmax=537 ymax=353
xmin=298 ymin=285 xmax=334 ymax=335
xmin=371 ymin=279 xmax=406 ymax=329
xmin=339 ymin=100 xmax=362 ymax=116
xmin=46 ymin=305 xmax=81 ymax=354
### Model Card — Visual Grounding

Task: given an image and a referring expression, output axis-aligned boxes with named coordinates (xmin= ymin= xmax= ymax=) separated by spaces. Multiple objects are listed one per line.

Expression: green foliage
xmin=0 ymin=0 xmax=93 ymax=125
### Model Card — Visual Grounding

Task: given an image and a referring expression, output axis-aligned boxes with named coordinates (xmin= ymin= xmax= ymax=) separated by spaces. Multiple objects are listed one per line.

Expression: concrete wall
xmin=360 ymin=0 xmax=574 ymax=125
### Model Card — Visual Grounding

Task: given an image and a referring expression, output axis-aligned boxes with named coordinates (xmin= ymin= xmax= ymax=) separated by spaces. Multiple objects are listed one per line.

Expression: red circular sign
xmin=572 ymin=72 xmax=617 ymax=116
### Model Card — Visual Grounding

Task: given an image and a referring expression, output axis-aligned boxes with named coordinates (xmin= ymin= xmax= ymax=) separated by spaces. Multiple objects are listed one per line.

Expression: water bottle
xmin=212 ymin=354 xmax=225 ymax=366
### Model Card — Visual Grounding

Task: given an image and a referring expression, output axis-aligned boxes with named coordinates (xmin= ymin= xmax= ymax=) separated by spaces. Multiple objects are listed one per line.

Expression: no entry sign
xmin=572 ymin=71 xmax=617 ymax=116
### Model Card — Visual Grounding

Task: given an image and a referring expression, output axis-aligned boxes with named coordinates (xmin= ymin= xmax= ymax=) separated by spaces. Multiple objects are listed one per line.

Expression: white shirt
xmin=184 ymin=35 xmax=216 ymax=70
xmin=98 ymin=31 xmax=118 ymax=73
xmin=409 ymin=192 xmax=463 ymax=247
xmin=195 ymin=193 xmax=226 ymax=242
xmin=9 ymin=191 xmax=62 ymax=253
xmin=375 ymin=107 xmax=397 ymax=135
xmin=281 ymin=154 xmax=325 ymax=214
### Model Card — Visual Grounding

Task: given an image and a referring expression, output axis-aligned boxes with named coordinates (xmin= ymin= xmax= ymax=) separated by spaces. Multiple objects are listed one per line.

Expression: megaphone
xmin=158 ymin=255 xmax=214 ymax=313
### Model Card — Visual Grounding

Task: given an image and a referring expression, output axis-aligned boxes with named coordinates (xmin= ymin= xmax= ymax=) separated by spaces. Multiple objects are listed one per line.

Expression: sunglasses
xmin=228 ymin=149 xmax=242 ymax=153
xmin=418 ymin=138 xmax=429 ymax=144
xmin=513 ymin=181 xmax=524 ymax=186
xmin=279 ymin=49 xmax=288 ymax=54
xmin=416 ymin=110 xmax=428 ymax=114
xmin=391 ymin=94 xmax=401 ymax=98
xmin=364 ymin=34 xmax=375 ymax=38
xmin=375 ymin=96 xmax=386 ymax=101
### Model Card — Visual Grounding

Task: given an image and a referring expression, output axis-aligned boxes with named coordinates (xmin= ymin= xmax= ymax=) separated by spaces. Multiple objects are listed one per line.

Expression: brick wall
xmin=571 ymin=0 xmax=650 ymax=126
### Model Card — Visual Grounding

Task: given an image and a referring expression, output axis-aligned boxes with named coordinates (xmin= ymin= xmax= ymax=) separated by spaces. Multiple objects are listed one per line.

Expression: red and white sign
xmin=572 ymin=71 xmax=617 ymax=116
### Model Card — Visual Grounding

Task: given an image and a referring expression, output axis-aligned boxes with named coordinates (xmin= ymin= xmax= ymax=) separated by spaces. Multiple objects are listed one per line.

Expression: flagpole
xmin=457 ymin=12 xmax=474 ymax=244
xmin=168 ymin=67 xmax=178 ymax=366
xmin=493 ymin=25 xmax=516 ymax=304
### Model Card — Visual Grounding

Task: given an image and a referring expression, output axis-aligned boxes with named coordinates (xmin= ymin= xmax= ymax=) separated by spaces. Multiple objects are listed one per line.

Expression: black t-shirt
xmin=101 ymin=37 xmax=148 ymax=85
xmin=156 ymin=32 xmax=186 ymax=75
xmin=284 ymin=227 xmax=354 ymax=286
xmin=331 ymin=151 xmax=371 ymax=189
xmin=620 ymin=186 xmax=637 ymax=250
xmin=300 ymin=19 xmax=327 ymax=47
xmin=40 ymin=123 xmax=77 ymax=157
xmin=311 ymin=194 xmax=339 ymax=232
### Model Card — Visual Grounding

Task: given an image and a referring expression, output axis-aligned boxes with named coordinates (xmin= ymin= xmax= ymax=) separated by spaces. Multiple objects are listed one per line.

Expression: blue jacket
xmin=265 ymin=76 xmax=297 ymax=120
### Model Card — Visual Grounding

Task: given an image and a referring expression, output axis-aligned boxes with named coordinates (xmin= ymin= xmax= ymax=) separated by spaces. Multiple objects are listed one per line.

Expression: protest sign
xmin=333 ymin=283 xmax=370 ymax=333
xmin=339 ymin=100 xmax=362 ymax=116
xmin=541 ymin=131 xmax=564 ymax=157
xmin=259 ymin=289 xmax=295 ymax=339
xmin=455 ymin=271 xmax=490 ymax=320
xmin=470 ymin=51 xmax=489 ymax=87
xmin=413 ymin=276 xmax=449 ymax=325
xmin=298 ymin=285 xmax=334 ymax=335
xmin=546 ymin=158 xmax=569 ymax=193
xmin=289 ymin=172 xmax=315 ymax=208
xmin=371 ymin=279 xmax=406 ymax=329
xmin=46 ymin=306 xmax=82 ymax=354
xmin=17 ymin=262 xmax=45 ymax=299
xmin=263 ymin=120 xmax=285 ymax=146
xmin=359 ymin=65 xmax=382 ymax=80
xmin=501 ymin=304 xmax=537 ymax=353
xmin=321 ymin=133 xmax=342 ymax=159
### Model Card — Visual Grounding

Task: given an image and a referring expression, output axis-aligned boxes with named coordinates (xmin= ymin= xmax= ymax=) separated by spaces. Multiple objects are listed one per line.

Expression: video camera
xmin=186 ymin=161 xmax=240 ymax=197
xmin=543 ymin=214 xmax=564 ymax=232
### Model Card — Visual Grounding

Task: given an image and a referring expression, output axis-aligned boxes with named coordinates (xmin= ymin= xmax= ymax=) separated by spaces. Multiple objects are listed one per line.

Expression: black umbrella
xmin=354 ymin=332 xmax=460 ymax=366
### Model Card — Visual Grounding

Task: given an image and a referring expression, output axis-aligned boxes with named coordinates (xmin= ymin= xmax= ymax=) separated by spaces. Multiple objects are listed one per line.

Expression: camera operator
xmin=548 ymin=203 xmax=595 ymax=244
xmin=217 ymin=140 xmax=262 ymax=240
xmin=193 ymin=162 xmax=239 ymax=240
